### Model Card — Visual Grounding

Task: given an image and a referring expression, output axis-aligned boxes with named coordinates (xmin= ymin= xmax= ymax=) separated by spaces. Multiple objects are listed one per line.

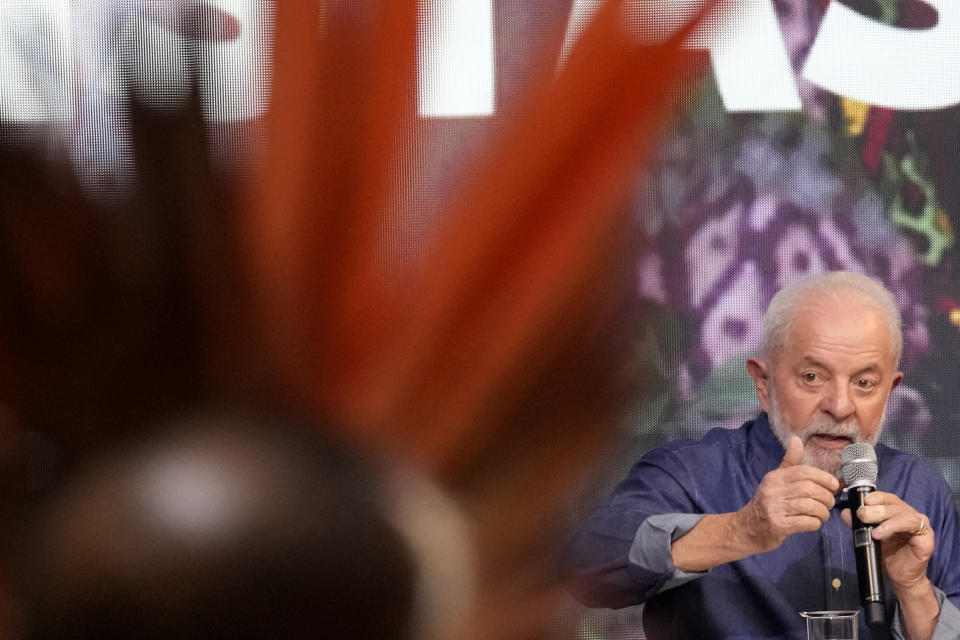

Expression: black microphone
xmin=841 ymin=443 xmax=886 ymax=630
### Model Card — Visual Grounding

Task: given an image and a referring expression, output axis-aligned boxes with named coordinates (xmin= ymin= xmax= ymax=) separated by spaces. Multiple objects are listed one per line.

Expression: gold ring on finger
xmin=913 ymin=517 xmax=926 ymax=536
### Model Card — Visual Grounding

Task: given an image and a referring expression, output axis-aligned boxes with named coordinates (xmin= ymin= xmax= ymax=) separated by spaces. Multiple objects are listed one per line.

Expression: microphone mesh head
xmin=841 ymin=442 xmax=877 ymax=489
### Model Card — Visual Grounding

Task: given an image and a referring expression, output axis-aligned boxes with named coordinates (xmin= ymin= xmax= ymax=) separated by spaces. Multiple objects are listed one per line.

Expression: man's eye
xmin=802 ymin=372 xmax=817 ymax=382
xmin=857 ymin=378 xmax=875 ymax=389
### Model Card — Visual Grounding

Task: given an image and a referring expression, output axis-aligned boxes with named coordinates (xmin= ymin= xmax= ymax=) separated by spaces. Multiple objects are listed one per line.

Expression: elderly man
xmin=562 ymin=271 xmax=960 ymax=639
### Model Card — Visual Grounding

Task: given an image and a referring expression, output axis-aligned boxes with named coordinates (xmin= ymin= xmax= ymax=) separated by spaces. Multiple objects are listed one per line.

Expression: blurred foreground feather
xmin=0 ymin=1 xmax=717 ymax=638
xmin=250 ymin=1 xmax=715 ymax=637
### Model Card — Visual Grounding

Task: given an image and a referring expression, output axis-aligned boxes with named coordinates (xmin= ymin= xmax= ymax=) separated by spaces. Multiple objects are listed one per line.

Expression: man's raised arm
xmin=672 ymin=436 xmax=839 ymax=571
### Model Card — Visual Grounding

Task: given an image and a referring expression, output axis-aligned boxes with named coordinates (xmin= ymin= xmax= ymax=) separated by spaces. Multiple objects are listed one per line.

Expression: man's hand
xmin=735 ymin=436 xmax=840 ymax=553
xmin=841 ymin=493 xmax=939 ymax=640
xmin=840 ymin=492 xmax=935 ymax=595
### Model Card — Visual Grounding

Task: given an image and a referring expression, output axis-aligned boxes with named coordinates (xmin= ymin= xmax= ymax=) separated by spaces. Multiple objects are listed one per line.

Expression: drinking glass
xmin=800 ymin=610 xmax=858 ymax=640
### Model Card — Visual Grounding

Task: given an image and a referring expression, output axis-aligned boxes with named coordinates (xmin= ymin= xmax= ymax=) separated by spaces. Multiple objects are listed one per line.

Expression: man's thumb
xmin=780 ymin=436 xmax=804 ymax=468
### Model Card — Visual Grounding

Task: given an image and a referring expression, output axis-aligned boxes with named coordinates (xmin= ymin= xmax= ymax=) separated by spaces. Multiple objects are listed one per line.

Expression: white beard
xmin=766 ymin=389 xmax=885 ymax=479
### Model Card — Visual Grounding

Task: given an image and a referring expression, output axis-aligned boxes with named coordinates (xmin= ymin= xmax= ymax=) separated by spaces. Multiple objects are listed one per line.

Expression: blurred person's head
xmin=20 ymin=410 xmax=418 ymax=640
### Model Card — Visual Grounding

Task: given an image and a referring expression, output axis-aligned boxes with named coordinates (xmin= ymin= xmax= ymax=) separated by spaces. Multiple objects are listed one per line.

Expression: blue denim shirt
xmin=562 ymin=414 xmax=960 ymax=639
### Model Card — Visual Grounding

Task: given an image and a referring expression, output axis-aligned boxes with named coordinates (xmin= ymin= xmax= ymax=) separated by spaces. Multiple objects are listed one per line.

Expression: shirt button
xmin=832 ymin=578 xmax=842 ymax=590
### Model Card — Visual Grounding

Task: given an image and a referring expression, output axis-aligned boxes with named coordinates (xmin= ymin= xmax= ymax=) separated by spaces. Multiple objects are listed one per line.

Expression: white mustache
xmin=799 ymin=418 xmax=861 ymax=444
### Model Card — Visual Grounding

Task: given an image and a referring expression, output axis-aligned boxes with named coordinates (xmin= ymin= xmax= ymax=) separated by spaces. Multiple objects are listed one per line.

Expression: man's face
xmin=747 ymin=297 xmax=903 ymax=478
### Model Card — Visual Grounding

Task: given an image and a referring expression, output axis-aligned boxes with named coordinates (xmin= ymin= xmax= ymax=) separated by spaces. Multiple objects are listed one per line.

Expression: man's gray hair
xmin=760 ymin=271 xmax=903 ymax=366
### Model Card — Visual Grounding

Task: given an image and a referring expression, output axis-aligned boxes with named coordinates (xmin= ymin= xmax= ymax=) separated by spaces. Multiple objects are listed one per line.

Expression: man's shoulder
xmin=652 ymin=419 xmax=755 ymax=460
xmin=876 ymin=442 xmax=935 ymax=471
xmin=629 ymin=419 xmax=766 ymax=497
xmin=875 ymin=442 xmax=953 ymax=496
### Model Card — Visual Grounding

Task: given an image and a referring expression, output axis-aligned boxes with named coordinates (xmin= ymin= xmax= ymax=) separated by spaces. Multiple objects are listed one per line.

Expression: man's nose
xmin=820 ymin=380 xmax=855 ymax=421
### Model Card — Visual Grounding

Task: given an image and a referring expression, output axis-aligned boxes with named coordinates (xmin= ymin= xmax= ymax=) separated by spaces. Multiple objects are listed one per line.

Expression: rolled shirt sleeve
xmin=628 ymin=513 xmax=708 ymax=593
xmin=890 ymin=586 xmax=960 ymax=640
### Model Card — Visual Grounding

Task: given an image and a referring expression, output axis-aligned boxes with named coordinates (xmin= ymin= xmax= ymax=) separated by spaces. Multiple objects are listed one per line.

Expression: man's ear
xmin=746 ymin=357 xmax=771 ymax=412
xmin=891 ymin=370 xmax=904 ymax=391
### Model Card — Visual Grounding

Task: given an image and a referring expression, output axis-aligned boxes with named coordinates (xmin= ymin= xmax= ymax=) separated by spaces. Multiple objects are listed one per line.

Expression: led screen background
xmin=3 ymin=2 xmax=960 ymax=638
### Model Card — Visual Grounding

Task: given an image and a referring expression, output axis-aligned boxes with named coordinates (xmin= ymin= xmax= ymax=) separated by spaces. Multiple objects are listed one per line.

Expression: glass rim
xmin=799 ymin=610 xmax=859 ymax=618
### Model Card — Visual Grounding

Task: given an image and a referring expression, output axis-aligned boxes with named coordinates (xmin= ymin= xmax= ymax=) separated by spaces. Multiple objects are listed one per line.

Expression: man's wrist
xmin=730 ymin=499 xmax=772 ymax=555
xmin=894 ymin=576 xmax=936 ymax=604
xmin=893 ymin=577 xmax=940 ymax=640
xmin=671 ymin=511 xmax=759 ymax=572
